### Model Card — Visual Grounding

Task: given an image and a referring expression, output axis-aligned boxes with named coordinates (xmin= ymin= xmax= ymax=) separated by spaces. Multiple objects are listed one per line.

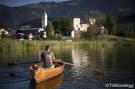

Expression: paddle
xmin=14 ymin=59 xmax=104 ymax=75
xmin=62 ymin=61 xmax=104 ymax=75
xmin=19 ymin=61 xmax=42 ymax=65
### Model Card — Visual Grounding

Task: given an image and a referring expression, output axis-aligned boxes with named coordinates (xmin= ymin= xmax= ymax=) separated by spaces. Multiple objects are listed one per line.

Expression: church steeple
xmin=42 ymin=9 xmax=48 ymax=29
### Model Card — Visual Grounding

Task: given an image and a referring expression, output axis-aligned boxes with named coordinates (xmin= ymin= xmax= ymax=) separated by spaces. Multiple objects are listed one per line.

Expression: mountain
xmin=118 ymin=13 xmax=135 ymax=23
xmin=0 ymin=0 xmax=135 ymax=28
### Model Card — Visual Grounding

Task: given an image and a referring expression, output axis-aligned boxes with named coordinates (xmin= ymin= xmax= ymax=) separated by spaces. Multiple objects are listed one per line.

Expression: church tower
xmin=42 ymin=9 xmax=48 ymax=29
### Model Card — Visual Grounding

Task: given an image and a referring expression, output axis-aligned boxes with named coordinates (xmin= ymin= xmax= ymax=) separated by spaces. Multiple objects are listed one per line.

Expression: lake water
xmin=0 ymin=43 xmax=135 ymax=89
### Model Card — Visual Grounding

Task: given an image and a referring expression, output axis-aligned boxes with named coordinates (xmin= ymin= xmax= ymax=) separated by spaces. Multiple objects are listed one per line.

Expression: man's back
xmin=41 ymin=51 xmax=54 ymax=68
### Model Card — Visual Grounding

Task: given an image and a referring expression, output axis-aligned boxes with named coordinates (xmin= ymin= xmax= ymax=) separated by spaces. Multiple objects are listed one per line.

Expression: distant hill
xmin=0 ymin=0 xmax=135 ymax=28
xmin=118 ymin=13 xmax=135 ymax=23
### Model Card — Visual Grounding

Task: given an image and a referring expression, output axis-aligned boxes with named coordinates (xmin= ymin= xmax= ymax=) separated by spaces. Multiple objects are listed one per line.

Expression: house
xmin=71 ymin=17 xmax=96 ymax=38
xmin=16 ymin=10 xmax=48 ymax=40
xmin=73 ymin=18 xmax=81 ymax=31
xmin=16 ymin=27 xmax=47 ymax=40
xmin=89 ymin=18 xmax=96 ymax=25
xmin=0 ymin=28 xmax=9 ymax=39
xmin=80 ymin=24 xmax=89 ymax=31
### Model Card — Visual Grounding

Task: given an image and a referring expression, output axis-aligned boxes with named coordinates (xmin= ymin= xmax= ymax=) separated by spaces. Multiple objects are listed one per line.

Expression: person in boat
xmin=41 ymin=45 xmax=56 ymax=68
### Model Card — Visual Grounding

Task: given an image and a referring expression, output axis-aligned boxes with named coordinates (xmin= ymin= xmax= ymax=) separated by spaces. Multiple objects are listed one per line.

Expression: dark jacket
xmin=41 ymin=51 xmax=54 ymax=68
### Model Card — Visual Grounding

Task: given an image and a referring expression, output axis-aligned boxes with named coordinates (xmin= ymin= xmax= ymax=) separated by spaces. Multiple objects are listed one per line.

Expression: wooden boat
xmin=31 ymin=61 xmax=64 ymax=83
xmin=36 ymin=75 xmax=64 ymax=89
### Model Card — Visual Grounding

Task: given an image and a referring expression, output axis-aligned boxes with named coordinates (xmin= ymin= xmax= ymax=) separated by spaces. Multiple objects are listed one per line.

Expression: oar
xmin=19 ymin=61 xmax=42 ymax=65
xmin=8 ymin=61 xmax=42 ymax=66
xmin=9 ymin=60 xmax=104 ymax=75
xmin=63 ymin=61 xmax=104 ymax=75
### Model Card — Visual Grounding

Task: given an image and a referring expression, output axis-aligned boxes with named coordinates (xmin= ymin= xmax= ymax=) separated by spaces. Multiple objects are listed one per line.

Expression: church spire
xmin=42 ymin=9 xmax=48 ymax=29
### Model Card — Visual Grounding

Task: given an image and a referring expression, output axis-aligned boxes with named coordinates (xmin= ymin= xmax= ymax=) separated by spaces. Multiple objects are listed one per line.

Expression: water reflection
xmin=0 ymin=65 xmax=31 ymax=89
xmin=71 ymin=48 xmax=89 ymax=67
xmin=35 ymin=75 xmax=64 ymax=89
xmin=0 ymin=80 xmax=30 ymax=89
xmin=0 ymin=44 xmax=135 ymax=89
xmin=0 ymin=49 xmax=41 ymax=66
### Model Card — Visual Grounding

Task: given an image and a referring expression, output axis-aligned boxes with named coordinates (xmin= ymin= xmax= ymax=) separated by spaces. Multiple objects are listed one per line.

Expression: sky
xmin=0 ymin=0 xmax=69 ymax=7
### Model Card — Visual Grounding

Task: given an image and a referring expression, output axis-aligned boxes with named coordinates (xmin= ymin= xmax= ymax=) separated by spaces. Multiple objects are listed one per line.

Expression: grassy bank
xmin=0 ymin=39 xmax=78 ymax=52
xmin=0 ymin=37 xmax=135 ymax=52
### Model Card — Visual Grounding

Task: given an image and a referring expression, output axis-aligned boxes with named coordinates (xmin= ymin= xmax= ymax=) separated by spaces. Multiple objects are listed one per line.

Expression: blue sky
xmin=0 ymin=0 xmax=69 ymax=7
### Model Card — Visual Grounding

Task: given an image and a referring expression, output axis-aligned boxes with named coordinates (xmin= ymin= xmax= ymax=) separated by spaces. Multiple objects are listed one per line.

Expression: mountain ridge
xmin=0 ymin=0 xmax=135 ymax=28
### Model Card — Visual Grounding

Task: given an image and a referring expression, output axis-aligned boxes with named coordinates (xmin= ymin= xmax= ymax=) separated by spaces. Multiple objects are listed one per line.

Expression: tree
xmin=104 ymin=16 xmax=117 ymax=35
xmin=52 ymin=20 xmax=61 ymax=34
xmin=81 ymin=25 xmax=100 ymax=39
xmin=88 ymin=10 xmax=106 ymax=25
xmin=0 ymin=23 xmax=7 ymax=28
xmin=116 ymin=23 xmax=135 ymax=38
xmin=52 ymin=18 xmax=72 ymax=36
xmin=116 ymin=24 xmax=126 ymax=37
xmin=46 ymin=21 xmax=54 ymax=38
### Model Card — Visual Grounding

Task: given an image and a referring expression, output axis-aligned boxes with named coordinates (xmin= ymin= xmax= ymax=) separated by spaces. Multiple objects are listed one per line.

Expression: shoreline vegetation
xmin=0 ymin=36 xmax=135 ymax=52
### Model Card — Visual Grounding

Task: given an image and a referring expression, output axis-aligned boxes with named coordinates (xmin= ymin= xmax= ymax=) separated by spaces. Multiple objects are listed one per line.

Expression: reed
xmin=0 ymin=38 xmax=134 ymax=52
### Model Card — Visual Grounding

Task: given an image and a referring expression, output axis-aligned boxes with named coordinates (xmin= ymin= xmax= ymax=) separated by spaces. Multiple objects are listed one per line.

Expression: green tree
xmin=52 ymin=20 xmax=61 ymax=34
xmin=116 ymin=24 xmax=126 ymax=37
xmin=52 ymin=18 xmax=72 ymax=36
xmin=88 ymin=10 xmax=106 ymax=25
xmin=0 ymin=23 xmax=7 ymax=28
xmin=116 ymin=23 xmax=135 ymax=38
xmin=81 ymin=25 xmax=100 ymax=39
xmin=104 ymin=16 xmax=117 ymax=35
xmin=61 ymin=18 xmax=71 ymax=36
xmin=46 ymin=21 xmax=54 ymax=38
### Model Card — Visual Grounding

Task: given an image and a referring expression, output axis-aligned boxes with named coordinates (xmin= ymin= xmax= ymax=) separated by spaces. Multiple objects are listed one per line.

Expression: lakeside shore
xmin=0 ymin=36 xmax=135 ymax=52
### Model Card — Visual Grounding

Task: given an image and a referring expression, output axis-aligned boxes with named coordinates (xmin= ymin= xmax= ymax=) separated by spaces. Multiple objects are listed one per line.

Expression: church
xmin=71 ymin=17 xmax=96 ymax=38
xmin=16 ymin=10 xmax=48 ymax=40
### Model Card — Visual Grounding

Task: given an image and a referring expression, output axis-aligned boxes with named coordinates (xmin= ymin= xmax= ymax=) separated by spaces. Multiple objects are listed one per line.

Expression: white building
xmin=73 ymin=18 xmax=81 ymax=31
xmin=38 ymin=28 xmax=45 ymax=32
xmin=73 ymin=17 xmax=89 ymax=32
xmin=89 ymin=18 xmax=96 ymax=25
xmin=71 ymin=17 xmax=97 ymax=38
xmin=17 ymin=9 xmax=48 ymax=40
xmin=0 ymin=28 xmax=9 ymax=39
xmin=42 ymin=10 xmax=48 ymax=29
xmin=71 ymin=17 xmax=90 ymax=38
xmin=0 ymin=29 xmax=9 ymax=35
xmin=71 ymin=30 xmax=75 ymax=38
xmin=80 ymin=24 xmax=89 ymax=31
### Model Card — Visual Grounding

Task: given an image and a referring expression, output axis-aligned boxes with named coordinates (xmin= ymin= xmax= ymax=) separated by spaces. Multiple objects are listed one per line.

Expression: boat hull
xmin=33 ymin=62 xmax=64 ymax=83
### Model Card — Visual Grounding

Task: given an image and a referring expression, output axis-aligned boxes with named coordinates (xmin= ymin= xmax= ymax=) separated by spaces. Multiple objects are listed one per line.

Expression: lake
xmin=0 ymin=43 xmax=135 ymax=89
